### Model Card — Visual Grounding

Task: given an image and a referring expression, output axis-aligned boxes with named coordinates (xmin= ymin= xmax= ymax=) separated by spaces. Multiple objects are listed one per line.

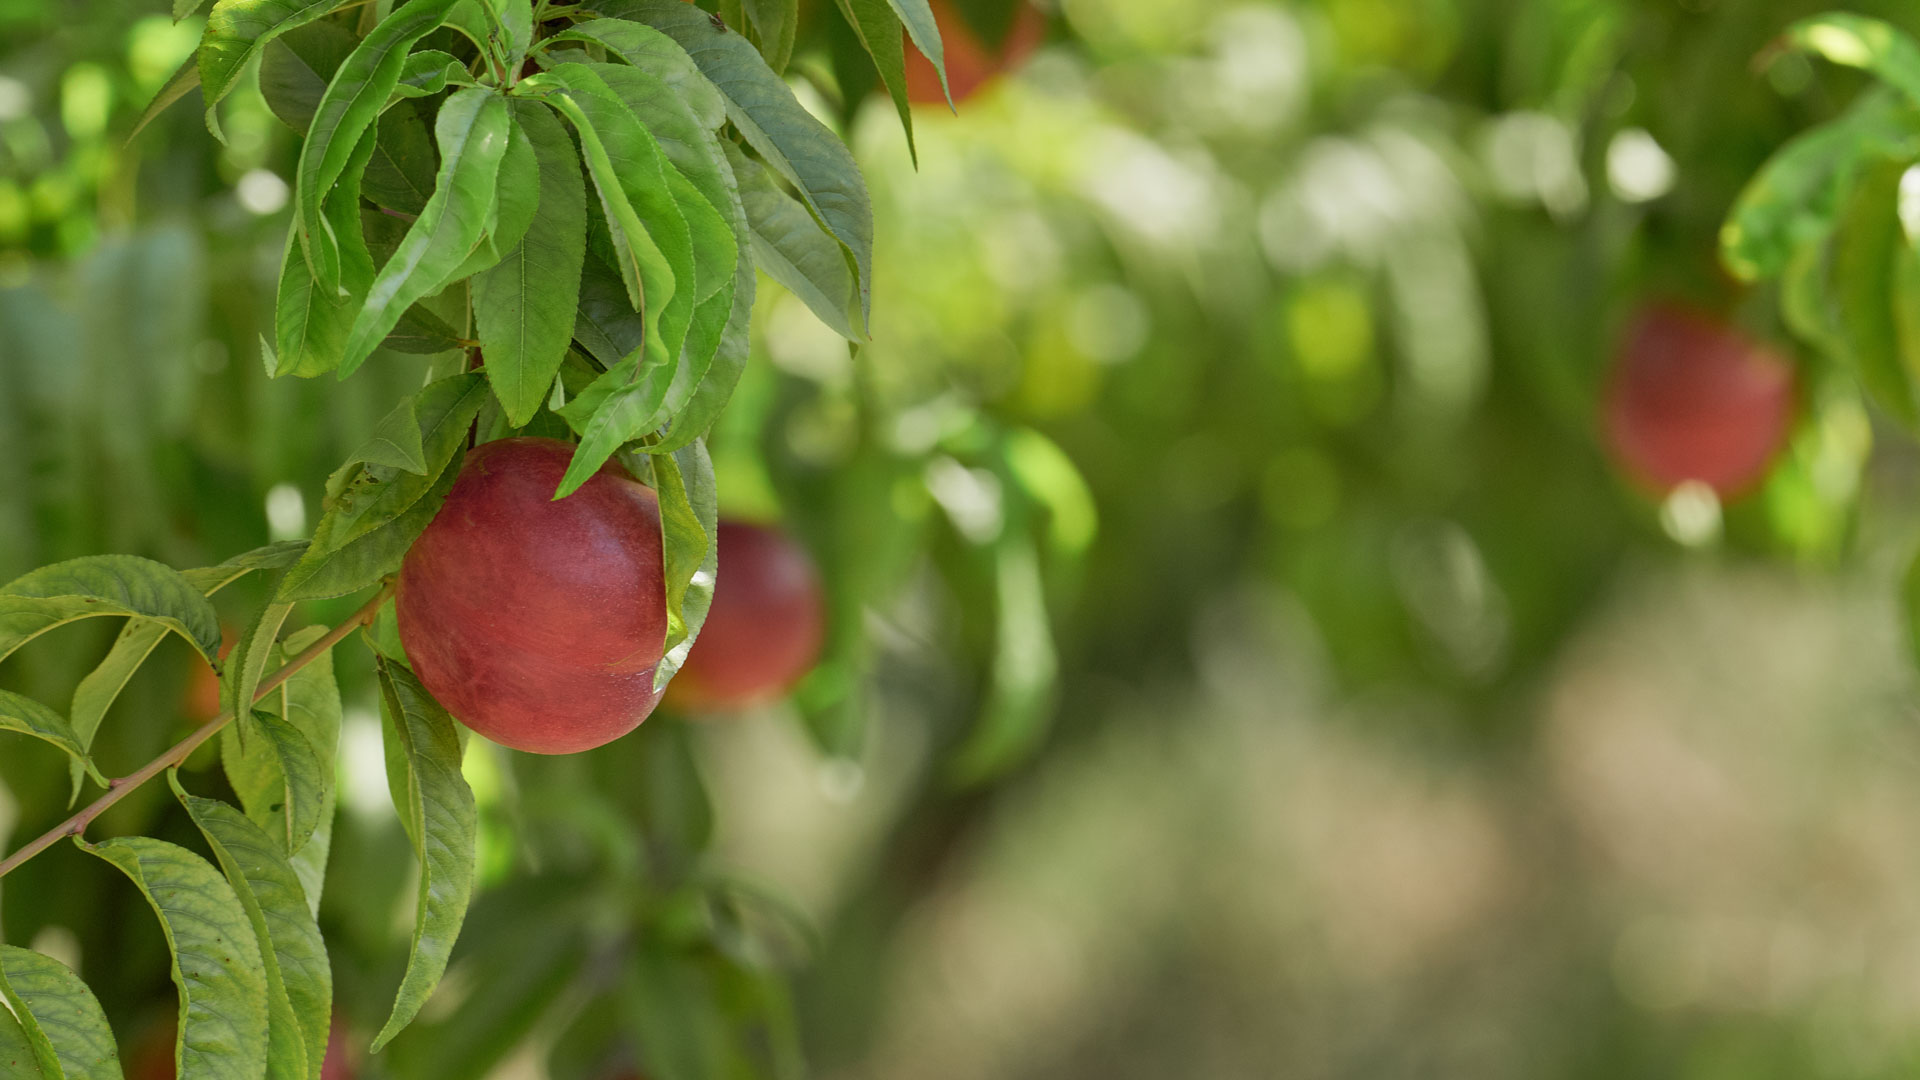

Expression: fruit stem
xmin=0 ymin=582 xmax=395 ymax=881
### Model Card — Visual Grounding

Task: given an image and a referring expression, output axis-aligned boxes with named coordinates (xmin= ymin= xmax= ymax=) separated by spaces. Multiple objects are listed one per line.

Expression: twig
xmin=0 ymin=582 xmax=395 ymax=881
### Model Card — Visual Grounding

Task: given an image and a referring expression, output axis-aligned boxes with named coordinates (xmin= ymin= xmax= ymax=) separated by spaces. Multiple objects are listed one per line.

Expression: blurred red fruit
xmin=667 ymin=521 xmax=825 ymax=711
xmin=397 ymin=438 xmax=669 ymax=754
xmin=1601 ymin=304 xmax=1795 ymax=497
xmin=904 ymin=0 xmax=1046 ymax=105
xmin=183 ymin=625 xmax=237 ymax=722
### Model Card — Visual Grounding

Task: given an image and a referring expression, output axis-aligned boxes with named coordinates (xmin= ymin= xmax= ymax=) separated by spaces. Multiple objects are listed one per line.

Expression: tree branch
xmin=0 ymin=582 xmax=396 ymax=881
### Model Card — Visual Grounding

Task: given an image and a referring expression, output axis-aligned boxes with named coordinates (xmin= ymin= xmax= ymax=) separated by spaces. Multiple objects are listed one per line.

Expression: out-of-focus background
xmin=8 ymin=0 xmax=1920 ymax=1076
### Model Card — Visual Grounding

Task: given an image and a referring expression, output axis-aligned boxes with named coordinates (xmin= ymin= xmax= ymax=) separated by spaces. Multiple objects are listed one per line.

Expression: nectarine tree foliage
xmin=0 ymin=0 xmax=974 ymax=1076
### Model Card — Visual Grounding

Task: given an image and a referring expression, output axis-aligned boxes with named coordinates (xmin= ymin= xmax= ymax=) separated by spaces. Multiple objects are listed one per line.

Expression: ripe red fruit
xmin=904 ymin=0 xmax=1046 ymax=105
xmin=183 ymin=626 xmax=236 ymax=722
xmin=668 ymin=521 xmax=825 ymax=711
xmin=397 ymin=437 xmax=668 ymax=754
xmin=1601 ymin=304 xmax=1795 ymax=497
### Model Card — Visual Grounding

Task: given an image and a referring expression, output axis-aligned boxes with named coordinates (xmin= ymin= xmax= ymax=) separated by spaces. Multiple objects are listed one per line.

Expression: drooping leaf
xmin=1721 ymin=88 xmax=1920 ymax=282
xmin=1827 ymin=159 xmax=1920 ymax=426
xmin=545 ymin=18 xmax=725 ymax=131
xmin=174 ymin=777 xmax=333 ymax=1080
xmin=0 ymin=690 xmax=107 ymax=786
xmin=572 ymin=248 xmax=648 ymax=370
xmin=655 ymin=256 xmax=753 ymax=453
xmin=129 ymin=52 xmax=203 ymax=141
xmin=277 ymin=452 xmax=464 ymax=601
xmin=488 ymin=0 xmax=536 ymax=73
xmin=341 ymin=88 xmax=512 ymax=378
xmin=0 ymin=946 xmax=121 ymax=1080
xmin=364 ymin=102 xmax=442 ymax=215
xmin=263 ymin=625 xmax=343 ymax=913
xmin=1777 ymin=13 xmax=1920 ymax=107
xmin=447 ymin=104 xmax=543 ymax=281
xmin=886 ymin=0 xmax=947 ymax=100
xmin=948 ymin=536 xmax=1057 ymax=784
xmin=84 ymin=836 xmax=271 ymax=1080
xmin=372 ymin=661 xmax=478 ymax=1053
xmin=276 ymin=122 xmax=380 ymax=378
xmin=222 ymin=708 xmax=327 ymax=856
xmin=830 ymin=0 xmax=916 ymax=161
xmin=729 ymin=144 xmax=860 ymax=340
xmin=740 ymin=0 xmax=798 ymax=73
xmin=606 ymin=0 xmax=874 ymax=322
xmin=394 ymin=49 xmax=471 ymax=98
xmin=386 ymin=302 xmax=469 ymax=355
xmin=259 ymin=18 xmax=357 ymax=135
xmin=222 ymin=598 xmax=294 ymax=736
xmin=653 ymin=439 xmax=717 ymax=684
xmin=200 ymin=0 xmax=352 ymax=139
xmin=476 ymin=102 xmax=589 ymax=426
xmin=0 ymin=555 xmax=221 ymax=664
xmin=297 ymin=0 xmax=461 ymax=292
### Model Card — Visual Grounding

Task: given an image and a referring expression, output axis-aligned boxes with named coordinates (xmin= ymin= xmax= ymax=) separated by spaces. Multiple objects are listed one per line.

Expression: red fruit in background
xmin=397 ymin=438 xmax=669 ymax=754
xmin=668 ymin=522 xmax=825 ymax=711
xmin=904 ymin=0 xmax=1046 ymax=105
xmin=183 ymin=626 xmax=237 ymax=722
xmin=1601 ymin=304 xmax=1795 ymax=497
xmin=131 ymin=1017 xmax=354 ymax=1079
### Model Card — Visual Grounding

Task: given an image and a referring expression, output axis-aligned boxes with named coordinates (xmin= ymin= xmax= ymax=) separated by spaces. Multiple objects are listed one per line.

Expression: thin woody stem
xmin=0 ymin=582 xmax=395 ymax=881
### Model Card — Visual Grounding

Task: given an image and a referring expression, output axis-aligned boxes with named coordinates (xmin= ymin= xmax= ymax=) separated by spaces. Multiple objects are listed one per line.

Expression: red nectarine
xmin=904 ymin=0 xmax=1046 ymax=105
xmin=397 ymin=438 xmax=669 ymax=754
xmin=668 ymin=521 xmax=825 ymax=711
xmin=1601 ymin=304 xmax=1795 ymax=497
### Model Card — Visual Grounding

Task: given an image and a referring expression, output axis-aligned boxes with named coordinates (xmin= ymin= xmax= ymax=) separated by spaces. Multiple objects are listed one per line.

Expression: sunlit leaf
xmin=653 ymin=439 xmax=717 ymax=683
xmin=0 ymin=555 xmax=222 ymax=664
xmin=200 ymin=0 xmax=352 ymax=140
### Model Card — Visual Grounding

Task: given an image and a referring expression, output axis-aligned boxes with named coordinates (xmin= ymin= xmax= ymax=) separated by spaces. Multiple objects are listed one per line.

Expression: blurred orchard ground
xmin=9 ymin=0 xmax=1920 ymax=1077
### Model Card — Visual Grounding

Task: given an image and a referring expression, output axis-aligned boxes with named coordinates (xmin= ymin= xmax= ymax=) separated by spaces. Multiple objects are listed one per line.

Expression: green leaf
xmin=489 ymin=0 xmax=535 ymax=72
xmin=831 ymin=0 xmax=916 ymax=161
xmin=1721 ymin=88 xmax=1920 ymax=282
xmin=948 ymin=537 xmax=1056 ymax=784
xmin=259 ymin=18 xmax=357 ymax=135
xmin=352 ymin=398 xmax=434 ymax=474
xmin=173 ymin=778 xmax=333 ymax=1080
xmin=729 ymin=144 xmax=860 ymax=340
xmin=264 ymin=625 xmax=343 ymax=914
xmin=297 ymin=0 xmax=460 ymax=292
xmin=476 ymin=102 xmax=589 ymax=426
xmin=223 ymin=708 xmax=327 ymax=855
xmin=886 ymin=0 xmax=946 ymax=101
xmin=740 ymin=0 xmax=798 ymax=73
xmin=653 ymin=439 xmax=717 ymax=683
xmin=0 ymin=946 xmax=121 ymax=1080
xmin=341 ymin=88 xmax=512 ymax=377
xmin=0 ymin=689 xmax=108 ymax=786
xmin=201 ymin=0 xmax=352 ymax=139
xmin=1778 ymin=14 xmax=1920 ymax=106
xmin=655 ymin=259 xmax=752 ymax=453
xmin=223 ymin=598 xmax=295 ymax=735
xmin=308 ymin=373 xmax=490 ymax=548
xmin=534 ymin=65 xmax=693 ymax=372
xmin=129 ymin=52 xmax=203 ymax=142
xmin=606 ymin=0 xmax=874 ymax=322
xmin=278 ymin=461 xmax=461 ymax=601
xmin=0 ymin=998 xmax=52 ymax=1079
xmin=546 ymin=18 xmax=725 ymax=131
xmin=365 ymin=102 xmax=442 ymax=215
xmin=1827 ymin=159 xmax=1920 ymax=425
xmin=446 ymin=104 xmax=543 ymax=282
xmin=394 ymin=50 xmax=471 ymax=98
xmin=386 ymin=302 xmax=469 ymax=355
xmin=84 ymin=836 xmax=271 ymax=1080
xmin=277 ymin=123 xmax=380 ymax=378
xmin=572 ymin=248 xmax=648 ymax=369
xmin=0 ymin=555 xmax=222 ymax=664
xmin=373 ymin=660 xmax=478 ymax=1053
xmin=176 ymin=0 xmax=208 ymax=18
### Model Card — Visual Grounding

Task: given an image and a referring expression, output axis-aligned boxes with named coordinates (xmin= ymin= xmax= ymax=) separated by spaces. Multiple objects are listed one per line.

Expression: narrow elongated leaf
xmin=0 ymin=555 xmax=221 ymax=663
xmin=554 ymin=354 xmax=678 ymax=497
xmin=741 ymin=0 xmax=798 ymax=73
xmin=655 ymin=259 xmax=753 ymax=453
xmin=832 ymin=0 xmax=916 ymax=161
xmin=373 ymin=661 xmax=478 ymax=1052
xmin=223 ymin=599 xmax=294 ymax=734
xmin=447 ymin=108 xmax=542 ymax=282
xmin=573 ymin=249 xmax=647 ymax=369
xmin=395 ymin=50 xmax=470 ymax=98
xmin=476 ymin=102 xmax=589 ymax=425
xmin=1778 ymin=14 xmax=1920 ymax=106
xmin=262 ymin=625 xmax=342 ymax=913
xmin=0 ymin=690 xmax=106 ymax=785
xmin=176 ymin=0 xmax=208 ymax=18
xmin=298 ymin=0 xmax=460 ymax=291
xmin=490 ymin=0 xmax=535 ymax=72
xmin=607 ymin=0 xmax=874 ymax=321
xmin=547 ymin=19 xmax=725 ymax=130
xmin=536 ymin=66 xmax=693 ymax=367
xmin=886 ymin=0 xmax=947 ymax=99
xmin=174 ymin=778 xmax=332 ymax=1080
xmin=1828 ymin=160 xmax=1920 ymax=425
xmin=654 ymin=439 xmax=717 ymax=684
xmin=129 ymin=52 xmax=202 ymax=141
xmin=949 ymin=537 xmax=1056 ymax=783
xmin=342 ymin=88 xmax=512 ymax=377
xmin=277 ymin=124 xmax=380 ymax=378
xmin=84 ymin=837 xmax=270 ymax=1080
xmin=201 ymin=0 xmax=352 ymax=136
xmin=278 ymin=451 xmax=464 ymax=601
xmin=729 ymin=145 xmax=860 ymax=340
xmin=259 ymin=18 xmax=357 ymax=135
xmin=365 ymin=102 xmax=442 ymax=215
xmin=0 ymin=946 xmax=120 ymax=1080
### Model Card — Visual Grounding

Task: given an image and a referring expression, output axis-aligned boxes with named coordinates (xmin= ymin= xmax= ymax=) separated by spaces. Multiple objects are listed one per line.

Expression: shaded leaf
xmin=222 ymin=598 xmax=294 ymax=736
xmin=831 ymin=0 xmax=916 ymax=161
xmin=200 ymin=0 xmax=352 ymax=138
xmin=222 ymin=708 xmax=327 ymax=856
xmin=277 ymin=454 xmax=464 ymax=601
xmin=364 ymin=102 xmax=442 ymax=215
xmin=1778 ymin=13 xmax=1920 ymax=106
xmin=372 ymin=661 xmax=478 ymax=1053
xmin=0 ymin=690 xmax=107 ymax=786
xmin=653 ymin=439 xmax=717 ymax=685
xmin=276 ymin=123 xmax=379 ymax=378
xmin=259 ymin=18 xmax=357 ymax=135
xmin=84 ymin=836 xmax=270 ymax=1080
xmin=129 ymin=52 xmax=202 ymax=142
xmin=729 ymin=144 xmax=860 ymax=340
